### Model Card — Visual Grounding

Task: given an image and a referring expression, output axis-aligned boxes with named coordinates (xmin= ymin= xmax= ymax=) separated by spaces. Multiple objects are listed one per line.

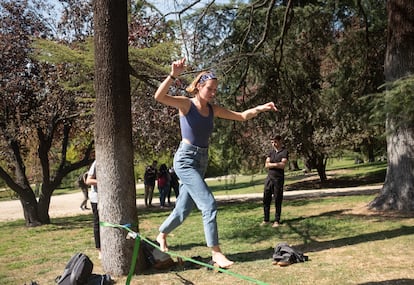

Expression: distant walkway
xmin=0 ymin=185 xmax=382 ymax=222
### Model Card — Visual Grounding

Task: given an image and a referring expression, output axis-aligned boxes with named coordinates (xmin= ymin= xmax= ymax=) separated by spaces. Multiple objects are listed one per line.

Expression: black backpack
xmin=56 ymin=253 xmax=93 ymax=285
xmin=87 ymin=274 xmax=112 ymax=285
xmin=272 ymin=242 xmax=308 ymax=264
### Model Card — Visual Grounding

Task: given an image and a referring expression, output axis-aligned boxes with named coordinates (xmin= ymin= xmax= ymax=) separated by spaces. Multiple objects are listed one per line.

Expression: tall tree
xmin=0 ymin=0 xmax=94 ymax=226
xmin=179 ymin=0 xmax=388 ymax=180
xmin=93 ymin=0 xmax=138 ymax=275
xmin=369 ymin=0 xmax=414 ymax=211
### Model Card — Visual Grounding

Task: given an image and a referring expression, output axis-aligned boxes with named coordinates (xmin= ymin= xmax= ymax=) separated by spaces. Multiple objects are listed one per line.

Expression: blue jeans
xmin=159 ymin=142 xmax=218 ymax=247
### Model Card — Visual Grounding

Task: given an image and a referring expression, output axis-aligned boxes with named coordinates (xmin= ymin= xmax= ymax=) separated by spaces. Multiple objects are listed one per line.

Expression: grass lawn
xmin=1 ymin=194 xmax=414 ymax=284
xmin=2 ymin=160 xmax=413 ymax=284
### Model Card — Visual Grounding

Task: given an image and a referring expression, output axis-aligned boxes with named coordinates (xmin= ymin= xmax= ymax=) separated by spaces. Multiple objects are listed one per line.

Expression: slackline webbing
xmin=100 ymin=221 xmax=269 ymax=285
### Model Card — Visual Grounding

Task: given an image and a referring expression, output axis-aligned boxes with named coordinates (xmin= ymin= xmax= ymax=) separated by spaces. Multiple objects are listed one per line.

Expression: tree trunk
xmin=363 ymin=137 xmax=376 ymax=163
xmin=0 ymin=127 xmax=94 ymax=227
xmin=315 ymin=155 xmax=327 ymax=182
xmin=2 ymin=147 xmax=43 ymax=226
xmin=19 ymin=188 xmax=42 ymax=227
xmin=304 ymin=153 xmax=327 ymax=181
xmin=288 ymin=160 xmax=300 ymax=171
xmin=37 ymin=185 xmax=53 ymax=224
xmin=370 ymin=124 xmax=414 ymax=210
xmin=369 ymin=0 xmax=414 ymax=211
xmin=304 ymin=157 xmax=315 ymax=173
xmin=93 ymin=0 xmax=142 ymax=276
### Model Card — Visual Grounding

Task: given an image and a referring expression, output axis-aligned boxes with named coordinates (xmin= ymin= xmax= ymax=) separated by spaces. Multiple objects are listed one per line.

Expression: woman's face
xmin=197 ymin=79 xmax=218 ymax=102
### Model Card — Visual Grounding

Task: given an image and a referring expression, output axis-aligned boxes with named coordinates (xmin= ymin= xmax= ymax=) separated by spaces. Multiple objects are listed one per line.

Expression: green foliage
xmin=0 ymin=0 xmax=96 ymax=225
xmin=33 ymin=38 xmax=95 ymax=94
xmin=30 ymin=4 xmax=184 ymax=158
xmin=34 ymin=38 xmax=94 ymax=68
xmin=372 ymin=76 xmax=414 ymax=128
xmin=0 ymin=0 xmax=393 ymax=218
xmin=362 ymin=76 xmax=414 ymax=137
xmin=178 ymin=0 xmax=388 ymax=176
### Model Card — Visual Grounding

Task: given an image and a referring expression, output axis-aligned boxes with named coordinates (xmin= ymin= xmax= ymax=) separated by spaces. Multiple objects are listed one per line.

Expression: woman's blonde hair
xmin=186 ymin=71 xmax=217 ymax=95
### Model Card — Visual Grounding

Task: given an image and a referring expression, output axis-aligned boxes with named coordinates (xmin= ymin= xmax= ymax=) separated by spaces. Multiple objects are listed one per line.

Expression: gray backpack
xmin=56 ymin=253 xmax=93 ymax=285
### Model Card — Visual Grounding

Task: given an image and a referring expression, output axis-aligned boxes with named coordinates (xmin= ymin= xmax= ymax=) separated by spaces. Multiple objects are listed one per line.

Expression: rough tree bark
xmin=93 ymin=0 xmax=144 ymax=276
xmin=369 ymin=0 xmax=414 ymax=211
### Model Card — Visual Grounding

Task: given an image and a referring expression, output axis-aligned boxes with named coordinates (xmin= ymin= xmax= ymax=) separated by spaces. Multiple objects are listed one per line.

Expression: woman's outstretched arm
xmin=213 ymin=102 xmax=278 ymax=121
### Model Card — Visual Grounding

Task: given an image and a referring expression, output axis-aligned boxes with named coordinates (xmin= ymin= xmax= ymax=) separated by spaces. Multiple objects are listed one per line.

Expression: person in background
xmin=157 ymin=163 xmax=171 ymax=208
xmin=261 ymin=135 xmax=288 ymax=228
xmin=144 ymin=160 xmax=158 ymax=207
xmin=168 ymin=167 xmax=179 ymax=206
xmin=78 ymin=172 xmax=89 ymax=210
xmin=85 ymin=160 xmax=101 ymax=259
xmin=154 ymin=57 xmax=278 ymax=268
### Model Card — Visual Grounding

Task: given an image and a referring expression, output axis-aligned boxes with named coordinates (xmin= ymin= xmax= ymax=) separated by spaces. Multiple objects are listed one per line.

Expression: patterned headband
xmin=198 ymin=72 xmax=217 ymax=84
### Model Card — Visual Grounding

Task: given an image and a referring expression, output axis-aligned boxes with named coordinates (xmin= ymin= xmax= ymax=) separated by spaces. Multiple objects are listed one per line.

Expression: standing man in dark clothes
xmin=261 ymin=135 xmax=289 ymax=228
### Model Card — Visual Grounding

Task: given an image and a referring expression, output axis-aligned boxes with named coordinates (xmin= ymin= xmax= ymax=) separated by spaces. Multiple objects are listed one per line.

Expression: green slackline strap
xmin=99 ymin=222 xmax=139 ymax=285
xmin=100 ymin=221 xmax=269 ymax=285
xmin=126 ymin=235 xmax=140 ymax=284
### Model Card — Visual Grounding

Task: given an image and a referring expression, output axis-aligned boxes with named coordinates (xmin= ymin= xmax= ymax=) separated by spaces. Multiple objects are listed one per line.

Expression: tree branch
xmin=274 ymin=0 xmax=294 ymax=78
xmin=252 ymin=0 xmax=277 ymax=54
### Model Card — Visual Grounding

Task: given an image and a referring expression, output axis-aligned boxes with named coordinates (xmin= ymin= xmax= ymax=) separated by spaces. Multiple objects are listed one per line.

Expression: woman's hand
xmin=171 ymin=58 xmax=187 ymax=78
xmin=257 ymin=102 xmax=278 ymax=113
xmin=155 ymin=57 xmax=191 ymax=111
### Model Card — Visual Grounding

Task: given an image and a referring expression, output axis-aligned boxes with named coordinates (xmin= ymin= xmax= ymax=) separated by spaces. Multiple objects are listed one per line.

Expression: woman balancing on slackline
xmin=154 ymin=58 xmax=278 ymax=268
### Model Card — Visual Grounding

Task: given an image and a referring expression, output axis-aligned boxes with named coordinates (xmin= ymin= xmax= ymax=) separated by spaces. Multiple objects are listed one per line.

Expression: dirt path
xmin=0 ymin=185 xmax=382 ymax=222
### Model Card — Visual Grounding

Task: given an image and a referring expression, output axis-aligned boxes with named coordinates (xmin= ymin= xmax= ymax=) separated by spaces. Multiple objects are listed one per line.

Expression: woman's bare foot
xmin=156 ymin=232 xmax=169 ymax=252
xmin=211 ymin=246 xmax=234 ymax=268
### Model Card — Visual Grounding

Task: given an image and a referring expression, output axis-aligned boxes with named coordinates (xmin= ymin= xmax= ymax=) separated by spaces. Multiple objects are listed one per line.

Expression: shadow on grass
xmin=172 ymin=272 xmax=196 ymax=285
xmin=228 ymin=248 xmax=275 ymax=263
xmin=216 ymin=200 xmax=414 ymax=264
xmin=223 ymin=221 xmax=414 ymax=264
xmin=50 ymin=214 xmax=93 ymax=229
xmin=358 ymin=279 xmax=414 ymax=285
xmin=296 ymin=225 xmax=414 ymax=253
xmin=0 ymin=214 xmax=93 ymax=230
xmin=285 ymin=168 xmax=385 ymax=191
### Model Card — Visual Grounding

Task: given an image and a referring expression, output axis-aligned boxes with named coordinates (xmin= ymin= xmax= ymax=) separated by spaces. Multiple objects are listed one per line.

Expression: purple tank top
xmin=180 ymin=102 xmax=214 ymax=147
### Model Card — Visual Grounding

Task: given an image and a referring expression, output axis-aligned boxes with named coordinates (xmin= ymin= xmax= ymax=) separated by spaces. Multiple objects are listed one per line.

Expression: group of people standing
xmin=143 ymin=160 xmax=179 ymax=208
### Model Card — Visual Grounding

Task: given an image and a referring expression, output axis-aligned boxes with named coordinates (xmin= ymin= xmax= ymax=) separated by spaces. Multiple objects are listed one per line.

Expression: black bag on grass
xmin=86 ymin=273 xmax=112 ymax=285
xmin=56 ymin=253 xmax=93 ymax=285
xmin=272 ymin=242 xmax=308 ymax=265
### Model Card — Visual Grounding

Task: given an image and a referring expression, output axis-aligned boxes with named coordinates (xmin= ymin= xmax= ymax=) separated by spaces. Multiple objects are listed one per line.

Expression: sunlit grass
xmin=1 ymin=193 xmax=413 ymax=285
